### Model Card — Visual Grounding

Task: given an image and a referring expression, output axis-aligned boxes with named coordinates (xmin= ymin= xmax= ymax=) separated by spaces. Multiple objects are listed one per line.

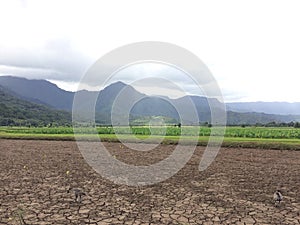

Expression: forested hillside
xmin=0 ymin=85 xmax=71 ymax=126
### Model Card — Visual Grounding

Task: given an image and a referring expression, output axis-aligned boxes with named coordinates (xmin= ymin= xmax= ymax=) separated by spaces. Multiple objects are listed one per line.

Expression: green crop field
xmin=0 ymin=126 xmax=300 ymax=150
xmin=1 ymin=126 xmax=300 ymax=138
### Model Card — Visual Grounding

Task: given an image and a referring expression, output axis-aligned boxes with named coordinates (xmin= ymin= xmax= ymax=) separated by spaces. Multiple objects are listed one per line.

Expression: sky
xmin=0 ymin=0 xmax=300 ymax=102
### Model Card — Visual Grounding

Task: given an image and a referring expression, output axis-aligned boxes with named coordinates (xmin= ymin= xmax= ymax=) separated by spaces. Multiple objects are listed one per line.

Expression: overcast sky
xmin=0 ymin=0 xmax=300 ymax=102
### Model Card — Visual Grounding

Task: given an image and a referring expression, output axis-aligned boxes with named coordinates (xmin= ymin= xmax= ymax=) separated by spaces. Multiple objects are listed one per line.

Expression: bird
xmin=273 ymin=190 xmax=283 ymax=207
xmin=67 ymin=188 xmax=86 ymax=203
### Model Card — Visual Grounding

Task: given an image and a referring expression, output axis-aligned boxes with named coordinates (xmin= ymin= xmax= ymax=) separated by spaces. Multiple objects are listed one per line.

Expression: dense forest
xmin=0 ymin=85 xmax=71 ymax=126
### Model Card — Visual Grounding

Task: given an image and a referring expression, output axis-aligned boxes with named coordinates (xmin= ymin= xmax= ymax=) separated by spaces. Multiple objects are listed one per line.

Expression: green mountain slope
xmin=0 ymin=76 xmax=73 ymax=110
xmin=0 ymin=85 xmax=71 ymax=126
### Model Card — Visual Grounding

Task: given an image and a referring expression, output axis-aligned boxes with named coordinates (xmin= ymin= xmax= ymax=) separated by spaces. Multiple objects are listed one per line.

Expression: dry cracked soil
xmin=0 ymin=139 xmax=300 ymax=225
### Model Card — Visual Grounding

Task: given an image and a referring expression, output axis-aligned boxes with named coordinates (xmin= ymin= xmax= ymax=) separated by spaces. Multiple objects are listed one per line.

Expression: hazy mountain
xmin=96 ymin=81 xmax=145 ymax=113
xmin=0 ymin=76 xmax=73 ymax=110
xmin=1 ymin=76 xmax=300 ymax=125
xmin=227 ymin=111 xmax=300 ymax=125
xmin=0 ymin=84 xmax=71 ymax=126
xmin=227 ymin=102 xmax=300 ymax=115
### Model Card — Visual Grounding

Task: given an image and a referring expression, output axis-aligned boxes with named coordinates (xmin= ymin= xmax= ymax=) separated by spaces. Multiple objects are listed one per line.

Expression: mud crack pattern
xmin=0 ymin=140 xmax=299 ymax=224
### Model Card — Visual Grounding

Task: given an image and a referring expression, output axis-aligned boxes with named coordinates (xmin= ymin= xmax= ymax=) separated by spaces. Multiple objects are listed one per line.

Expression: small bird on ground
xmin=67 ymin=188 xmax=86 ymax=203
xmin=273 ymin=190 xmax=283 ymax=207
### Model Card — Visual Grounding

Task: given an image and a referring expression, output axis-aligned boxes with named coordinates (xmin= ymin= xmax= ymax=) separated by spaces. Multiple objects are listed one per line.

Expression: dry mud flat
xmin=0 ymin=139 xmax=300 ymax=225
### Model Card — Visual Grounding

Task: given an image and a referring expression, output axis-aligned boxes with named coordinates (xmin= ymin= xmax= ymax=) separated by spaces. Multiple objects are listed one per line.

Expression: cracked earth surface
xmin=0 ymin=139 xmax=299 ymax=224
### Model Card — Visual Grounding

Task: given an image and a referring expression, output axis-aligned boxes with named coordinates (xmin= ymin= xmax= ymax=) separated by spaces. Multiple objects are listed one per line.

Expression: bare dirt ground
xmin=0 ymin=139 xmax=299 ymax=225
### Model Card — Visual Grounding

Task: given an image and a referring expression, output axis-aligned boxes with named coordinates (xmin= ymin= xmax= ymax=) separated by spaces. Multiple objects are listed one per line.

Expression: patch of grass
xmin=11 ymin=205 xmax=27 ymax=225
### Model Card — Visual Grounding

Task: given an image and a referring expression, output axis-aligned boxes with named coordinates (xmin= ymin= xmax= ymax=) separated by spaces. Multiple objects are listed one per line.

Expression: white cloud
xmin=0 ymin=0 xmax=300 ymax=102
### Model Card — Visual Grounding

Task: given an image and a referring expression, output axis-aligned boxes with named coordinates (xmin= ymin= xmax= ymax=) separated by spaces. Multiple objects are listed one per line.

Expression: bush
xmin=294 ymin=122 xmax=300 ymax=128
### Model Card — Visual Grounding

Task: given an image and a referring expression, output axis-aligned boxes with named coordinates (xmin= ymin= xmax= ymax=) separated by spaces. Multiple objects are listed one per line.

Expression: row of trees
xmin=238 ymin=121 xmax=300 ymax=128
xmin=0 ymin=117 xmax=71 ymax=127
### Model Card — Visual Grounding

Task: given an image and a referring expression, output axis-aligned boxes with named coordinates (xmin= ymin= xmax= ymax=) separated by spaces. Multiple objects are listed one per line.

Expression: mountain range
xmin=0 ymin=84 xmax=71 ymax=126
xmin=0 ymin=76 xmax=300 ymax=126
xmin=227 ymin=102 xmax=300 ymax=115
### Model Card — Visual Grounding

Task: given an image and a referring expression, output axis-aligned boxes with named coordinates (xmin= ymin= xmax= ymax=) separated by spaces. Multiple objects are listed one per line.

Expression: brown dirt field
xmin=0 ymin=139 xmax=299 ymax=225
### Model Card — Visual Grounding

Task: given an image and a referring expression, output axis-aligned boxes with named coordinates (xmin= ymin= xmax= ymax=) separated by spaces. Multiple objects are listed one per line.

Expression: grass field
xmin=1 ymin=126 xmax=300 ymax=150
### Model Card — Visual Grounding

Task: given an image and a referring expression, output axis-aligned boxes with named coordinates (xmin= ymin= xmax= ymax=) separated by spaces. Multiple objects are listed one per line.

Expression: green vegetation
xmin=224 ymin=126 xmax=300 ymax=139
xmin=2 ymin=126 xmax=300 ymax=139
xmin=1 ymin=126 xmax=300 ymax=150
xmin=0 ymin=86 xmax=71 ymax=127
